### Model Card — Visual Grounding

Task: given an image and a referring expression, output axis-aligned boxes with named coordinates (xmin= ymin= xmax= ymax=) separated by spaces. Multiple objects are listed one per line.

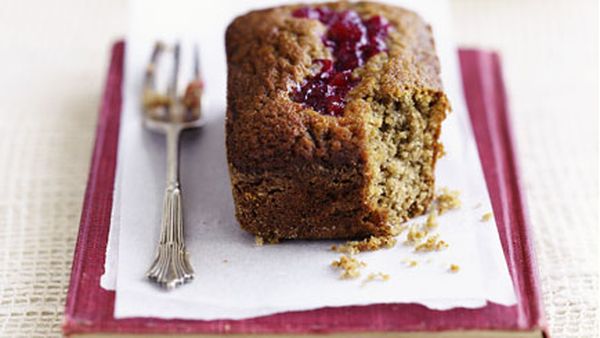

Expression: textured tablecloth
xmin=0 ymin=0 xmax=597 ymax=337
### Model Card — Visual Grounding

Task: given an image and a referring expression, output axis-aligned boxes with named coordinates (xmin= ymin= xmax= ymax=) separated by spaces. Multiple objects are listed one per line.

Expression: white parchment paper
xmin=103 ymin=0 xmax=516 ymax=319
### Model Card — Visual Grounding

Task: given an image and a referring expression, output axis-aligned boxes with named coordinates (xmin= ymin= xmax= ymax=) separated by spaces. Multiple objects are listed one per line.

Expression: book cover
xmin=63 ymin=42 xmax=547 ymax=337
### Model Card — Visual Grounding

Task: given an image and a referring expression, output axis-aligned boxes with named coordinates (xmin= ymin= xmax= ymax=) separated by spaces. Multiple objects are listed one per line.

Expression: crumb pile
xmin=331 ymin=255 xmax=367 ymax=279
xmin=329 ymin=186 xmax=463 ymax=281
xmin=435 ymin=188 xmax=461 ymax=215
xmin=414 ymin=234 xmax=448 ymax=252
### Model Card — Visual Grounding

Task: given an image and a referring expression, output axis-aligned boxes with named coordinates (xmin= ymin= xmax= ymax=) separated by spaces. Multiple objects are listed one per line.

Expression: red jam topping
xmin=291 ymin=7 xmax=390 ymax=116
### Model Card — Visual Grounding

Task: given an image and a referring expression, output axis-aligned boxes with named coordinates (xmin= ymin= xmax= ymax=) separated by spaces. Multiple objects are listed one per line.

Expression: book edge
xmin=458 ymin=49 xmax=548 ymax=337
xmin=489 ymin=51 xmax=548 ymax=337
xmin=63 ymin=41 xmax=125 ymax=335
xmin=68 ymin=329 xmax=545 ymax=338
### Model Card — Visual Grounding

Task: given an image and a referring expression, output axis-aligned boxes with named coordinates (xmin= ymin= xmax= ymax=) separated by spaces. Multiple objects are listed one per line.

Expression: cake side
xmin=225 ymin=2 xmax=449 ymax=240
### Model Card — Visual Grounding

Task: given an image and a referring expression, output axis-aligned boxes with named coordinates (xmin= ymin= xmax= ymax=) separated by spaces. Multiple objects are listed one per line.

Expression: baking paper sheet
xmin=102 ymin=0 xmax=516 ymax=320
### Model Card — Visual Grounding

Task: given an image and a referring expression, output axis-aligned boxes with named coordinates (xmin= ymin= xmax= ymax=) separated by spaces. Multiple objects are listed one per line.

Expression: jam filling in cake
xmin=291 ymin=7 xmax=390 ymax=116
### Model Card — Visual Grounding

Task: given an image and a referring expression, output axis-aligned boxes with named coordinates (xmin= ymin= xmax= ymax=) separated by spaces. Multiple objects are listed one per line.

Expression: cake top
xmin=226 ymin=1 xmax=443 ymax=103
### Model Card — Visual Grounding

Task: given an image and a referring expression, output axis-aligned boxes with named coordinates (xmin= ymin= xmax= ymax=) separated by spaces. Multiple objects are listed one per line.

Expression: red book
xmin=63 ymin=42 xmax=548 ymax=337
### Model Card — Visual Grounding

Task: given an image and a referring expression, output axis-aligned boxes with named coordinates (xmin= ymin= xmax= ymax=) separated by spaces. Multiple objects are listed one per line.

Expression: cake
xmin=225 ymin=2 xmax=450 ymax=241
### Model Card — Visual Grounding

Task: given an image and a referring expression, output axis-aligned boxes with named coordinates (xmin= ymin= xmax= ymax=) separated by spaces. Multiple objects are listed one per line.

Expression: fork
xmin=142 ymin=41 xmax=204 ymax=289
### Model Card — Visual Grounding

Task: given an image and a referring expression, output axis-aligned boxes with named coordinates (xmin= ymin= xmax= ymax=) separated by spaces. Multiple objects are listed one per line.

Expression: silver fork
xmin=142 ymin=41 xmax=205 ymax=289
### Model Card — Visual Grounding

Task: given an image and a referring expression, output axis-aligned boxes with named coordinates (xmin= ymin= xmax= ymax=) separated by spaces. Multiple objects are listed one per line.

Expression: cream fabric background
xmin=0 ymin=0 xmax=597 ymax=337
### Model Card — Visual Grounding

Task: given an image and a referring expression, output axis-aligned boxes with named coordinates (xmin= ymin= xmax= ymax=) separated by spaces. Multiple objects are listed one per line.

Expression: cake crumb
xmin=333 ymin=235 xmax=397 ymax=254
xmin=142 ymin=90 xmax=171 ymax=110
xmin=390 ymin=223 xmax=408 ymax=236
xmin=436 ymin=143 xmax=446 ymax=159
xmin=436 ymin=240 xmax=449 ymax=251
xmin=331 ymin=255 xmax=366 ymax=279
xmin=403 ymin=259 xmax=418 ymax=267
xmin=415 ymin=234 xmax=448 ymax=252
xmin=405 ymin=224 xmax=428 ymax=244
xmin=449 ymin=264 xmax=460 ymax=273
xmin=481 ymin=212 xmax=493 ymax=222
xmin=425 ymin=211 xmax=438 ymax=229
xmin=331 ymin=243 xmax=358 ymax=255
xmin=255 ymin=235 xmax=280 ymax=245
xmin=362 ymin=272 xmax=390 ymax=286
xmin=435 ymin=188 xmax=461 ymax=215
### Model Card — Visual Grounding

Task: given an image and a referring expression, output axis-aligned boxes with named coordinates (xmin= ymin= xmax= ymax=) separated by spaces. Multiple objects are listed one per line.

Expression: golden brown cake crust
xmin=226 ymin=2 xmax=449 ymax=241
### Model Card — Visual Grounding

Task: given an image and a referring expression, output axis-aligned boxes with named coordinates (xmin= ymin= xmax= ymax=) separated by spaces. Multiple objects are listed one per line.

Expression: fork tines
xmin=142 ymin=41 xmax=203 ymax=123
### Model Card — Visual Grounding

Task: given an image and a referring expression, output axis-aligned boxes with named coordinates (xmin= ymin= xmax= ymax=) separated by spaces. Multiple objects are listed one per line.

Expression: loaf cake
xmin=225 ymin=2 xmax=449 ymax=241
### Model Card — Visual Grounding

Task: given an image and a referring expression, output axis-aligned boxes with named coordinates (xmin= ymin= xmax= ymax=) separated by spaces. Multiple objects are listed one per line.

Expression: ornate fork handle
xmin=146 ymin=125 xmax=194 ymax=288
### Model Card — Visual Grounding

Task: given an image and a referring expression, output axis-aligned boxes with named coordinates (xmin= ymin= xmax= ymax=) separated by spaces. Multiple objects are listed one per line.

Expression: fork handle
xmin=146 ymin=125 xmax=194 ymax=289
